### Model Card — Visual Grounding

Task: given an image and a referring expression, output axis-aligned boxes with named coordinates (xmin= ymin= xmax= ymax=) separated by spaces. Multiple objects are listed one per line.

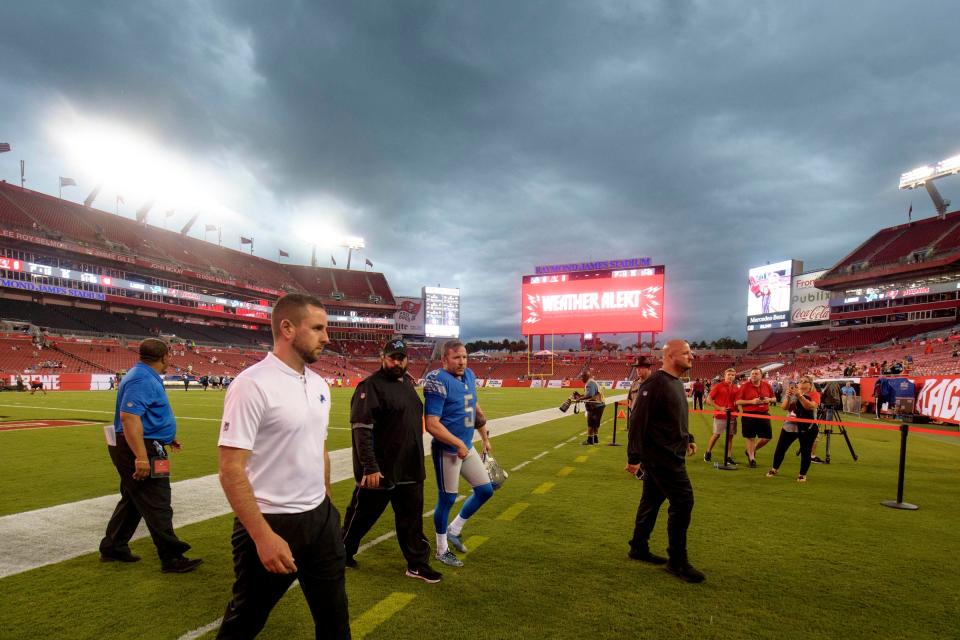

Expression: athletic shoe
xmin=749 ymin=459 xmax=757 ymax=468
xmin=703 ymin=451 xmax=712 ymax=462
xmin=665 ymin=562 xmax=706 ymax=583
xmin=447 ymin=532 xmax=468 ymax=553
xmin=796 ymin=475 xmax=807 ymax=483
xmin=628 ymin=549 xmax=668 ymax=565
xmin=725 ymin=457 xmax=737 ymax=466
xmin=345 ymin=556 xmax=357 ymax=568
xmin=435 ymin=550 xmax=463 ymax=567
xmin=811 ymin=456 xmax=824 ymax=464
xmin=765 ymin=469 xmax=778 ymax=477
xmin=405 ymin=565 xmax=442 ymax=584
xmin=582 ymin=439 xmax=592 ymax=446
xmin=161 ymin=556 xmax=203 ymax=574
xmin=99 ymin=550 xmax=141 ymax=563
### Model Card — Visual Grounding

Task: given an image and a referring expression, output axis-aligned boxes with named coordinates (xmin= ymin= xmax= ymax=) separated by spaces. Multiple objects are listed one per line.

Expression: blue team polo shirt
xmin=114 ymin=362 xmax=177 ymax=442
xmin=424 ymin=367 xmax=478 ymax=453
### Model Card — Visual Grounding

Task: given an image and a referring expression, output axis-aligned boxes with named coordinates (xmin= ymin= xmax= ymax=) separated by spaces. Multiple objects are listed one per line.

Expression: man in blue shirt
xmin=424 ymin=340 xmax=493 ymax=567
xmin=99 ymin=338 xmax=202 ymax=573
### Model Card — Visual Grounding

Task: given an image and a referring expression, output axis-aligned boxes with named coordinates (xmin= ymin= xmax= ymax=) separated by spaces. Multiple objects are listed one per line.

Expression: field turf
xmin=1 ymin=387 xmax=958 ymax=639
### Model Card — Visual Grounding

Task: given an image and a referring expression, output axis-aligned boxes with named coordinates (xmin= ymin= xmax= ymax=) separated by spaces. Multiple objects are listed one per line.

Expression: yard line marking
xmin=532 ymin=482 xmax=555 ymax=495
xmin=496 ymin=502 xmax=530 ymax=521
xmin=353 ymin=593 xmax=417 ymax=639
xmin=463 ymin=535 xmax=489 ymax=553
xmin=553 ymin=442 xmax=567 ymax=449
xmin=574 ymin=455 xmax=589 ymax=463
xmin=556 ymin=466 xmax=574 ymax=477
xmin=0 ymin=405 xmax=351 ymax=429
xmin=357 ymin=531 xmax=397 ymax=553
xmin=533 ymin=450 xmax=550 ymax=460
xmin=510 ymin=460 xmax=532 ymax=472
xmin=177 ymin=619 xmax=222 ymax=640
xmin=566 ymin=435 xmax=578 ymax=442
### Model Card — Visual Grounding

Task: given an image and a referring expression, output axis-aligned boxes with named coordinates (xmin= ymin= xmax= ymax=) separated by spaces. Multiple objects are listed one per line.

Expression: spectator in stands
xmin=99 ymin=338 xmax=201 ymax=573
xmin=766 ymin=376 xmax=820 ymax=483
xmin=704 ymin=368 xmax=738 ymax=464
xmin=889 ymin=360 xmax=904 ymax=374
xmin=735 ymin=368 xmax=775 ymax=468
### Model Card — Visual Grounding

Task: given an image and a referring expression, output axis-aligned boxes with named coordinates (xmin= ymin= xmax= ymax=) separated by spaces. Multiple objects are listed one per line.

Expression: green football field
xmin=1 ymin=387 xmax=958 ymax=639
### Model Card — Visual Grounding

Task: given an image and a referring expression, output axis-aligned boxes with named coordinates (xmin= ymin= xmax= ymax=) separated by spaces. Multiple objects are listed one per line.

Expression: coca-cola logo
xmin=792 ymin=305 xmax=830 ymax=322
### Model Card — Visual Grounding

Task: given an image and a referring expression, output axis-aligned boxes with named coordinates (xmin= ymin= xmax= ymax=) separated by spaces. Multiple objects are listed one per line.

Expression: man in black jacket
xmin=341 ymin=338 xmax=442 ymax=583
xmin=625 ymin=339 xmax=704 ymax=583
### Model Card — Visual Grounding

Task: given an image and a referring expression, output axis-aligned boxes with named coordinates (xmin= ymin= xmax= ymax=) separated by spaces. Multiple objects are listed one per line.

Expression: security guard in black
xmin=627 ymin=365 xmax=698 ymax=572
xmin=341 ymin=342 xmax=434 ymax=574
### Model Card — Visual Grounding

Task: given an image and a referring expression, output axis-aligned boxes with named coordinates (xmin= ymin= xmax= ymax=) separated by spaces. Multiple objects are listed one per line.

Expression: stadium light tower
xmin=340 ymin=236 xmax=365 ymax=269
xmin=899 ymin=152 xmax=960 ymax=218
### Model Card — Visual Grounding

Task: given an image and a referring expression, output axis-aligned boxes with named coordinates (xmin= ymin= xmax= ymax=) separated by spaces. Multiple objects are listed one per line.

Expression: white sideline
xmin=0 ymin=397 xmax=623 ymax=579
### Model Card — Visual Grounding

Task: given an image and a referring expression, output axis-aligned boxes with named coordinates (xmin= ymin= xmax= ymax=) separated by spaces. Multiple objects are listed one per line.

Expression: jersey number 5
xmin=464 ymin=394 xmax=475 ymax=428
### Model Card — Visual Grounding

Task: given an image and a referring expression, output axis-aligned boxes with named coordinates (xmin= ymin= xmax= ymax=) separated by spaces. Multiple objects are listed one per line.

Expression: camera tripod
xmin=812 ymin=405 xmax=858 ymax=463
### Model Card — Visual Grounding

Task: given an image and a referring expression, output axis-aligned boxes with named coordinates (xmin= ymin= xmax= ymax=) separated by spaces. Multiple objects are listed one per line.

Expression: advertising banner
xmin=791 ymin=269 xmax=831 ymax=325
xmin=486 ymin=379 xmax=503 ymax=388
xmin=615 ymin=380 xmax=633 ymax=390
xmin=521 ymin=269 xmax=664 ymax=335
xmin=916 ymin=377 xmax=960 ymax=424
xmin=547 ymin=379 xmax=563 ymax=388
xmin=529 ymin=379 xmax=544 ymax=388
xmin=394 ymin=296 xmax=425 ymax=335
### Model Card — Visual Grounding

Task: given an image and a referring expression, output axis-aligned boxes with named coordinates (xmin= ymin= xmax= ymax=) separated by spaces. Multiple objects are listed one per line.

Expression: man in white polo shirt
xmin=216 ymin=293 xmax=350 ymax=639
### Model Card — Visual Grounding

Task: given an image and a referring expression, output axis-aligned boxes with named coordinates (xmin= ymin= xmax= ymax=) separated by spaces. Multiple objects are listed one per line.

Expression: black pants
xmin=693 ymin=392 xmax=704 ymax=410
xmin=771 ymin=426 xmax=819 ymax=475
xmin=217 ymin=498 xmax=350 ymax=640
xmin=341 ymin=482 xmax=431 ymax=569
xmin=629 ymin=461 xmax=694 ymax=564
xmin=100 ymin=438 xmax=190 ymax=561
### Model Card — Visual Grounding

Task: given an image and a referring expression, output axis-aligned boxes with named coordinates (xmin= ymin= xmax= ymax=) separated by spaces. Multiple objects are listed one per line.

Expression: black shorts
xmin=741 ymin=415 xmax=772 ymax=439
xmin=586 ymin=404 xmax=605 ymax=428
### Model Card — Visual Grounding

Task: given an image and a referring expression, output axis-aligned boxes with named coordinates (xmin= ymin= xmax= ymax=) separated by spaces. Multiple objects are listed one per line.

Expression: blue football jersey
xmin=424 ymin=367 xmax=478 ymax=453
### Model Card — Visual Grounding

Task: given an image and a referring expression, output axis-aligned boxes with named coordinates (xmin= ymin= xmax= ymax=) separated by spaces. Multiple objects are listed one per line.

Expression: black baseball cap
xmin=630 ymin=355 xmax=654 ymax=368
xmin=383 ymin=338 xmax=408 ymax=357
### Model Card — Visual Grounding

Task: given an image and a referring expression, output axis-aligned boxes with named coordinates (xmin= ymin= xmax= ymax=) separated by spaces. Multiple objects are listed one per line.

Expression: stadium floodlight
xmin=899 ymin=152 xmax=960 ymax=217
xmin=339 ymin=236 xmax=366 ymax=269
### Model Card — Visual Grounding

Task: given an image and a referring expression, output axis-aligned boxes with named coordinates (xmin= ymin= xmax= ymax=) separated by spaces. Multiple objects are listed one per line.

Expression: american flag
xmin=59 ymin=176 xmax=77 ymax=187
xmin=240 ymin=236 xmax=253 ymax=245
xmin=205 ymin=224 xmax=217 ymax=231
xmin=0 ymin=143 xmax=10 ymax=153
xmin=279 ymin=249 xmax=290 ymax=258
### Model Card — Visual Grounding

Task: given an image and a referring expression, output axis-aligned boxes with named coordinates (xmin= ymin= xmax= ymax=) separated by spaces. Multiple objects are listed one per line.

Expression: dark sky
xmin=2 ymin=1 xmax=960 ymax=342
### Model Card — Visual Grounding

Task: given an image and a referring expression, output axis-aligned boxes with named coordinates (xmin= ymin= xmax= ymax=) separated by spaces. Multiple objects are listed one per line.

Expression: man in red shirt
xmin=735 ymin=367 xmax=775 ymax=467
xmin=704 ymin=368 xmax=738 ymax=464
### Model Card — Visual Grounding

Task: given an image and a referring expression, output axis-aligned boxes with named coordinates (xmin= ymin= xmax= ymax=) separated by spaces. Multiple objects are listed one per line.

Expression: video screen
xmin=747 ymin=260 xmax=793 ymax=331
xmin=424 ymin=286 xmax=460 ymax=338
xmin=520 ymin=267 xmax=664 ymax=335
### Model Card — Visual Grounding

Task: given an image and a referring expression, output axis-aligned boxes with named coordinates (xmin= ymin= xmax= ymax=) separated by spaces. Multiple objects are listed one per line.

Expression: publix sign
xmin=791 ymin=270 xmax=830 ymax=324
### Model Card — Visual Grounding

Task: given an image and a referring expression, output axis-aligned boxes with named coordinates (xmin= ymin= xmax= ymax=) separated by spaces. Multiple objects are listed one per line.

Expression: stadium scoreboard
xmin=520 ymin=265 xmax=665 ymax=335
xmin=423 ymin=286 xmax=460 ymax=338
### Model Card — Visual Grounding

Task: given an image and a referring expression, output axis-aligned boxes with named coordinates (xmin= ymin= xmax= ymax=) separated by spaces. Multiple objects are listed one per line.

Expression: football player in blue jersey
xmin=424 ymin=339 xmax=493 ymax=567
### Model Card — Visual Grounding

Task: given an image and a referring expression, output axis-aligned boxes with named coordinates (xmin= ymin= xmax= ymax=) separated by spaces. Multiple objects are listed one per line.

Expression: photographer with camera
xmin=580 ymin=369 xmax=605 ymax=445
xmin=766 ymin=376 xmax=820 ymax=483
